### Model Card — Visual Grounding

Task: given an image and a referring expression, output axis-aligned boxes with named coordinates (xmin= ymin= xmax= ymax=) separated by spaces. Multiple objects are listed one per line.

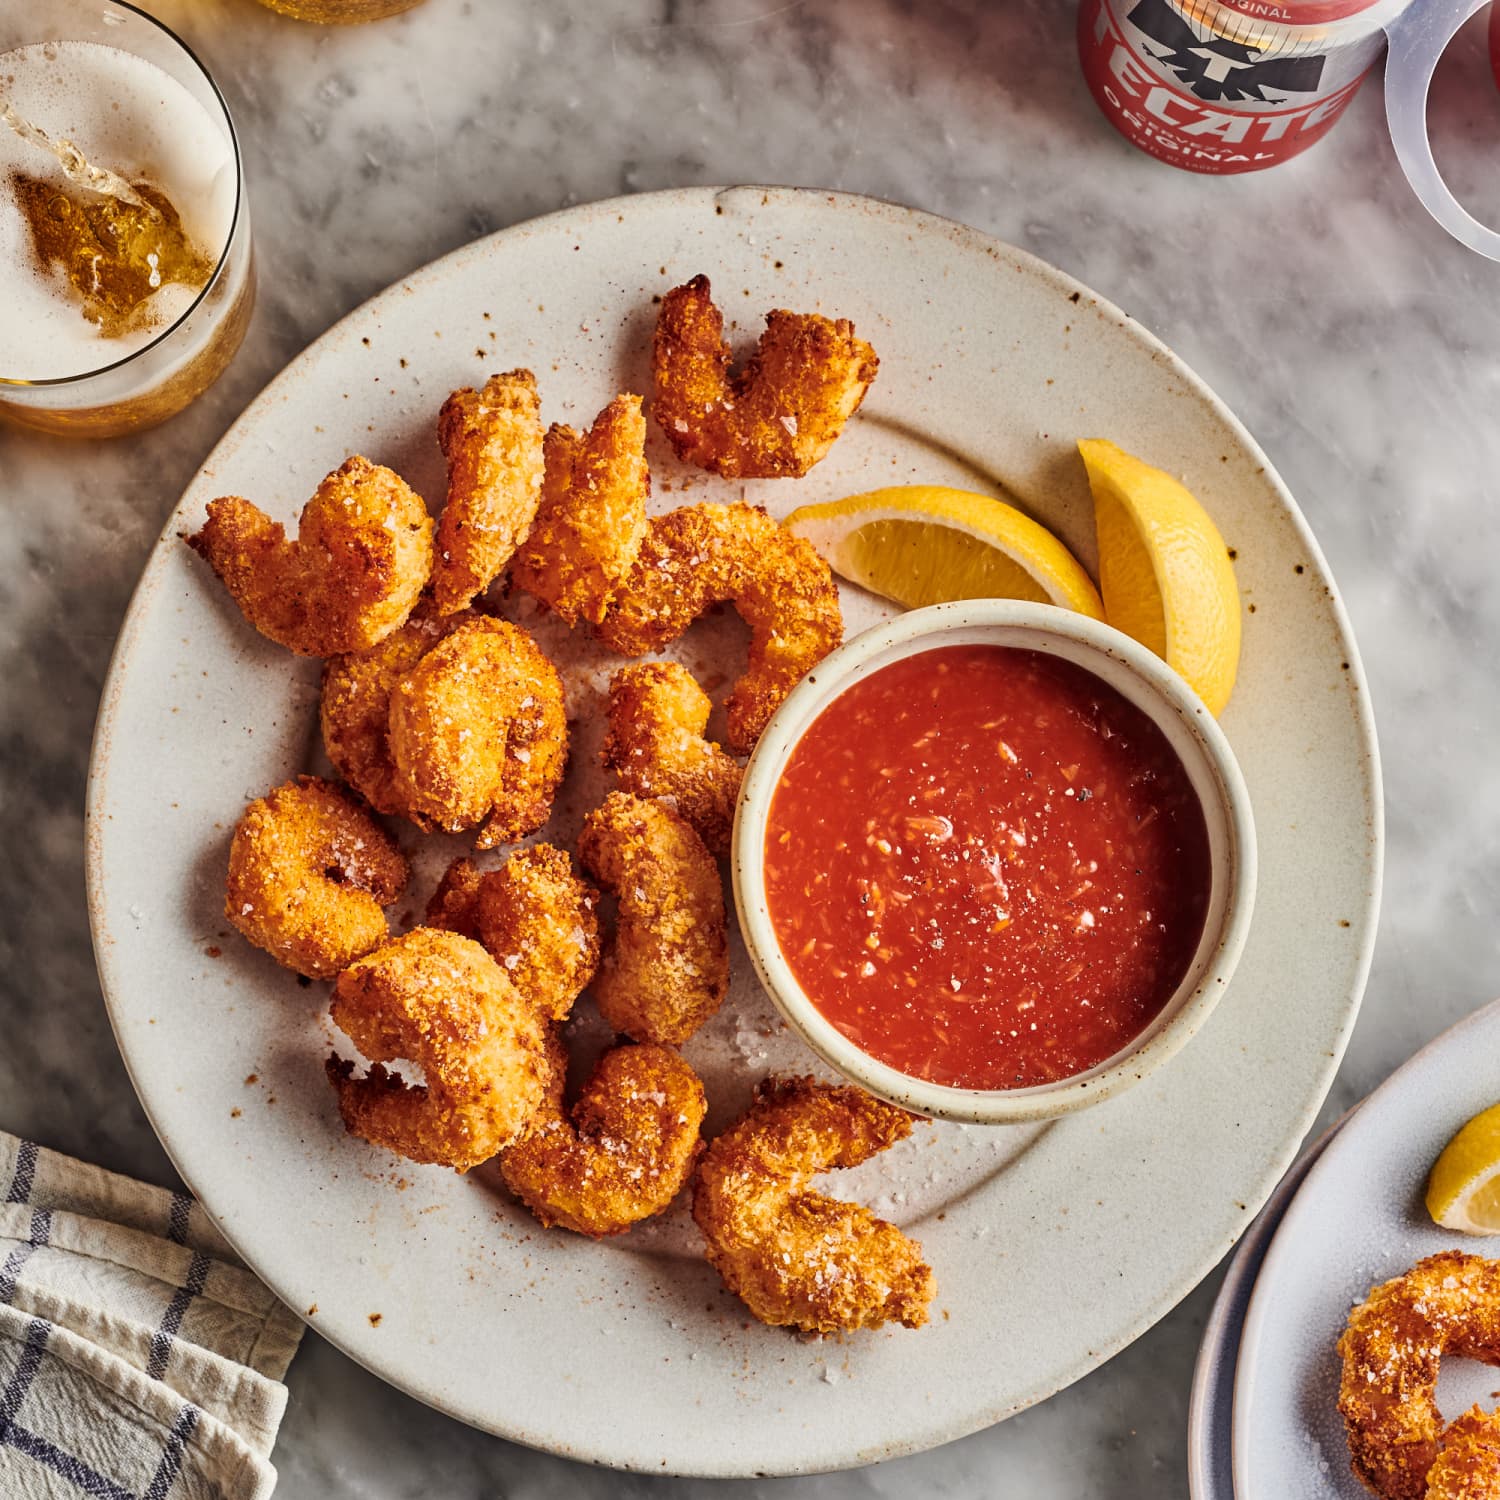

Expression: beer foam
xmin=0 ymin=40 xmax=236 ymax=381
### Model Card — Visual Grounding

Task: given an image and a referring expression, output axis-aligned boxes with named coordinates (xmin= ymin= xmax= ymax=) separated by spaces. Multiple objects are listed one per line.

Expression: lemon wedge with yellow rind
xmin=783 ymin=485 xmax=1104 ymax=619
xmin=1426 ymin=1100 xmax=1500 ymax=1236
xmin=1078 ymin=439 xmax=1242 ymax=717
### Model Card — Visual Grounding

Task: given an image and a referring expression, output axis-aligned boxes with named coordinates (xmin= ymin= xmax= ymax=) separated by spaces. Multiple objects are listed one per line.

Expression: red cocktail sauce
xmin=764 ymin=645 xmax=1212 ymax=1090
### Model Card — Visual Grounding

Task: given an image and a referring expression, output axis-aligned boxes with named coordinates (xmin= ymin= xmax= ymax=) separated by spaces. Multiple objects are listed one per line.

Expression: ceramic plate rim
xmin=84 ymin=185 xmax=1384 ymax=1475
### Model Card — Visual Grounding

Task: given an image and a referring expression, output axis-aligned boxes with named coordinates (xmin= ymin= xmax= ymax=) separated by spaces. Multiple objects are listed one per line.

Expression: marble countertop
xmin=5 ymin=1 xmax=1500 ymax=1494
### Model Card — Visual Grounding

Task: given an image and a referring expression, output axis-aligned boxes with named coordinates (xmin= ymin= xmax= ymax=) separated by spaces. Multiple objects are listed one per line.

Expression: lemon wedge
xmin=1426 ymin=1100 xmax=1500 ymax=1236
xmin=1078 ymin=439 xmax=1241 ymax=716
xmin=783 ymin=485 xmax=1103 ymax=618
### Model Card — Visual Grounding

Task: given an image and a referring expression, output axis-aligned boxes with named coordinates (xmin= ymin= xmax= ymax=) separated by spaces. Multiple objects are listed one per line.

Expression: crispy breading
xmin=511 ymin=394 xmax=650 ymax=626
xmin=224 ymin=776 xmax=407 ymax=981
xmin=326 ymin=927 xmax=549 ymax=1172
xmin=425 ymin=847 xmax=599 ymax=1022
xmin=1426 ymin=1407 xmax=1500 ymax=1500
xmin=1337 ymin=1252 xmax=1500 ymax=1499
xmin=387 ymin=616 xmax=568 ymax=848
xmin=652 ymin=274 xmax=878 ymax=479
xmin=577 ymin=790 xmax=727 ymax=1046
xmin=596 ymin=503 xmax=842 ymax=755
xmin=500 ymin=1031 xmax=706 ymax=1237
xmin=692 ymin=1077 xmax=934 ymax=1335
xmin=320 ymin=610 xmax=469 ymax=818
xmin=603 ymin=662 xmax=742 ymax=856
xmin=187 ymin=455 xmax=433 ymax=657
xmin=432 ymin=370 xmax=545 ymax=615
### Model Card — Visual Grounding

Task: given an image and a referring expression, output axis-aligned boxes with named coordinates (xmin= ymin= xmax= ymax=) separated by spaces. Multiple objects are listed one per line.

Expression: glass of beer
xmin=254 ymin=0 xmax=426 ymax=23
xmin=0 ymin=1 xmax=253 ymax=438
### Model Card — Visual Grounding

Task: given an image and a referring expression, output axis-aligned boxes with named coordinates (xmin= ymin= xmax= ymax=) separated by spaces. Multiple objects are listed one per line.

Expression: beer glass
xmin=254 ymin=0 xmax=426 ymax=22
xmin=0 ymin=1 xmax=253 ymax=438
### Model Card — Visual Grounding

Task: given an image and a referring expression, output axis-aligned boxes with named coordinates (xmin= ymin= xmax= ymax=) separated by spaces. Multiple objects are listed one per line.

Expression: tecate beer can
xmin=1078 ymin=0 xmax=1415 ymax=173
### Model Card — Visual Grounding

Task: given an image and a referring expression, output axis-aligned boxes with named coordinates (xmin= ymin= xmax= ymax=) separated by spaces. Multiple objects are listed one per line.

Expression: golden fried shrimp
xmin=692 ymin=1077 xmax=935 ymax=1335
xmin=1426 ymin=1408 xmax=1500 ymax=1500
xmin=652 ymin=274 xmax=878 ymax=479
xmin=187 ymin=456 xmax=433 ymax=657
xmin=225 ymin=776 xmax=407 ymax=981
xmin=577 ymin=791 xmax=727 ymax=1046
xmin=511 ymin=394 xmax=650 ymax=627
xmin=425 ymin=847 xmax=600 ymax=1022
xmin=387 ymin=616 xmax=568 ymax=848
xmin=432 ymin=370 xmax=545 ymax=616
xmin=320 ymin=611 xmax=468 ymax=817
xmin=500 ymin=1031 xmax=706 ymax=1237
xmin=595 ymin=503 xmax=842 ymax=755
xmin=603 ymin=662 xmax=742 ymax=855
xmin=326 ymin=927 xmax=549 ymax=1172
xmin=1338 ymin=1252 xmax=1500 ymax=1500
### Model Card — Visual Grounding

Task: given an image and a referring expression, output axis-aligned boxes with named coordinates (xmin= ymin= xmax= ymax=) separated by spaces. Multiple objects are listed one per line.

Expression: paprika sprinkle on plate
xmin=763 ymin=643 xmax=1212 ymax=1090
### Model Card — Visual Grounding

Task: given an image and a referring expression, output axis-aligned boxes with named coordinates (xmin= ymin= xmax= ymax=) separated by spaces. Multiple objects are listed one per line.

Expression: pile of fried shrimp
xmin=190 ymin=275 xmax=937 ymax=1338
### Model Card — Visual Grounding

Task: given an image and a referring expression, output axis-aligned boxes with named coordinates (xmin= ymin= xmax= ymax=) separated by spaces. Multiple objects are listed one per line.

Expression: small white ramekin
xmin=732 ymin=599 xmax=1257 ymax=1125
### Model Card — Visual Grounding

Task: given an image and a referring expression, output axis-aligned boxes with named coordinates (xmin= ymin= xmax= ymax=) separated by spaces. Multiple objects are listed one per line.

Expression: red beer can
xmin=1078 ymin=0 xmax=1412 ymax=173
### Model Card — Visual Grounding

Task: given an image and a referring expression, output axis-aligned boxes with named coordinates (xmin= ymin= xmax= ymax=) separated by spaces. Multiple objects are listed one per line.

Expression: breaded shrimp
xmin=1426 ymin=1408 xmax=1500 ymax=1500
xmin=603 ymin=662 xmax=742 ymax=855
xmin=692 ymin=1077 xmax=935 ymax=1335
xmin=187 ymin=455 xmax=433 ymax=657
xmin=431 ymin=370 xmax=545 ymax=616
xmin=511 ymin=394 xmax=650 ymax=626
xmin=425 ymin=847 xmax=600 ymax=1022
xmin=326 ymin=927 xmax=549 ymax=1172
xmin=577 ymin=791 xmax=727 ymax=1046
xmin=225 ymin=776 xmax=407 ymax=981
xmin=320 ymin=610 xmax=468 ymax=818
xmin=652 ymin=274 xmax=878 ymax=479
xmin=596 ymin=503 xmax=842 ymax=755
xmin=387 ymin=616 xmax=568 ymax=848
xmin=1338 ymin=1252 xmax=1500 ymax=1500
xmin=500 ymin=1031 xmax=706 ymax=1237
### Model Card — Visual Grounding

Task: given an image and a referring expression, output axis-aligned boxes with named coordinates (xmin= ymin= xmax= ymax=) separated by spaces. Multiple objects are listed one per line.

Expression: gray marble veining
xmin=3 ymin=1 xmax=1499 ymax=1494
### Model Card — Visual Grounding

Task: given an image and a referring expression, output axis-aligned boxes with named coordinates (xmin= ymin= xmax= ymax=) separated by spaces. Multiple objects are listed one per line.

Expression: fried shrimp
xmin=1426 ymin=1408 xmax=1500 ymax=1500
xmin=1338 ymin=1252 xmax=1500 ymax=1499
xmin=511 ymin=394 xmax=650 ymax=626
xmin=387 ymin=615 xmax=568 ymax=848
xmin=224 ymin=776 xmax=407 ymax=981
xmin=577 ymin=791 xmax=728 ymax=1046
xmin=187 ymin=456 xmax=433 ymax=657
xmin=499 ymin=1031 xmax=706 ymax=1237
xmin=326 ymin=927 xmax=549 ymax=1172
xmin=692 ymin=1077 xmax=935 ymax=1335
xmin=603 ymin=662 xmax=742 ymax=855
xmin=425 ymin=846 xmax=600 ymax=1022
xmin=596 ymin=503 xmax=843 ymax=755
xmin=432 ymin=370 xmax=545 ymax=616
xmin=320 ymin=611 xmax=468 ymax=818
xmin=652 ymin=274 xmax=878 ymax=479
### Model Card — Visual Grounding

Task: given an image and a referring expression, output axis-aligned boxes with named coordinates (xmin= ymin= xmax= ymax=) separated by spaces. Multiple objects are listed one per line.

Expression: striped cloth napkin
xmin=0 ymin=1133 xmax=304 ymax=1499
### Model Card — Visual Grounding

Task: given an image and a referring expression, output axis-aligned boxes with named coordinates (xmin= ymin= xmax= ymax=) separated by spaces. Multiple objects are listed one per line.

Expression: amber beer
xmin=1078 ymin=0 xmax=1413 ymax=173
xmin=0 ymin=3 xmax=253 ymax=437
xmin=254 ymin=0 xmax=425 ymax=22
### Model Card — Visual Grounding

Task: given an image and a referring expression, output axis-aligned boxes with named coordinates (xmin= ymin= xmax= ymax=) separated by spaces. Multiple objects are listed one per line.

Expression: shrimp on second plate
xmin=326 ymin=927 xmax=549 ymax=1172
xmin=652 ymin=273 xmax=878 ymax=479
xmin=225 ymin=776 xmax=408 ymax=981
xmin=431 ymin=370 xmax=545 ymax=616
xmin=577 ymin=790 xmax=728 ymax=1047
xmin=499 ymin=1030 xmax=707 ymax=1237
xmin=187 ymin=455 xmax=433 ymax=657
xmin=603 ymin=662 xmax=743 ymax=856
xmin=693 ymin=1077 xmax=935 ymax=1335
xmin=511 ymin=394 xmax=650 ymax=627
xmin=387 ymin=615 xmax=568 ymax=848
xmin=1425 ymin=1407 xmax=1500 ymax=1500
xmin=426 ymin=845 xmax=600 ymax=1022
xmin=596 ymin=503 xmax=843 ymax=755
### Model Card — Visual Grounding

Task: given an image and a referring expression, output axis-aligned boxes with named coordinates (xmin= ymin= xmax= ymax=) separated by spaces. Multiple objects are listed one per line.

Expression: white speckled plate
xmin=85 ymin=186 xmax=1382 ymax=1476
xmin=1233 ymin=999 xmax=1500 ymax=1500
